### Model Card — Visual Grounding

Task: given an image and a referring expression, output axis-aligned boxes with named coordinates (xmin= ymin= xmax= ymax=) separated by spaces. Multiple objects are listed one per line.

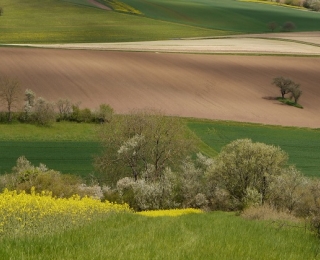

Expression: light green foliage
xmin=94 ymin=104 xmax=113 ymax=123
xmin=95 ymin=109 xmax=195 ymax=185
xmin=0 ymin=156 xmax=101 ymax=198
xmin=116 ymin=168 xmax=176 ymax=210
xmin=267 ymin=166 xmax=308 ymax=213
xmin=32 ymin=97 xmax=56 ymax=126
xmin=206 ymin=139 xmax=288 ymax=208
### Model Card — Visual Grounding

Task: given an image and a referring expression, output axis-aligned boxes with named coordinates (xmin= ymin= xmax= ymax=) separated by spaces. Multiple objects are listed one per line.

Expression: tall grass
xmin=0 ymin=211 xmax=319 ymax=259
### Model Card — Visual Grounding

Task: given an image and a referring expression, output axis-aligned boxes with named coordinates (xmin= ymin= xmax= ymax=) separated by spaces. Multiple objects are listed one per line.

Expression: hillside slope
xmin=1 ymin=47 xmax=319 ymax=128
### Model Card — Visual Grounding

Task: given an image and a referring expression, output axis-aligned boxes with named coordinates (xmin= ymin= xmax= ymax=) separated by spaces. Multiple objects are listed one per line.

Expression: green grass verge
xmin=186 ymin=119 xmax=320 ymax=177
xmin=0 ymin=212 xmax=318 ymax=259
xmin=277 ymin=97 xmax=303 ymax=108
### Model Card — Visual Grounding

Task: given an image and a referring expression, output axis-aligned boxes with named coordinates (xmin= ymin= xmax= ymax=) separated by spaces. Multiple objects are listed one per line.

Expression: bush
xmin=32 ymin=97 xmax=56 ymax=126
xmin=205 ymin=139 xmax=288 ymax=209
xmin=94 ymin=103 xmax=114 ymax=123
xmin=0 ymin=156 xmax=101 ymax=198
xmin=282 ymin=21 xmax=296 ymax=32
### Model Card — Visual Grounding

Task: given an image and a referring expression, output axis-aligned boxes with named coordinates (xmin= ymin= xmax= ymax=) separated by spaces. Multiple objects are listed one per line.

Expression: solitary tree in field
xmin=0 ymin=7 xmax=3 ymax=16
xmin=282 ymin=21 xmax=296 ymax=32
xmin=288 ymin=83 xmax=302 ymax=104
xmin=205 ymin=139 xmax=288 ymax=207
xmin=267 ymin=22 xmax=278 ymax=32
xmin=0 ymin=76 xmax=22 ymax=122
xmin=94 ymin=109 xmax=195 ymax=185
xmin=272 ymin=77 xmax=293 ymax=98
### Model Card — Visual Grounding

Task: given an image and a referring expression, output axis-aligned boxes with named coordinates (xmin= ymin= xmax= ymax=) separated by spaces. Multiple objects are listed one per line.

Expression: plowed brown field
xmin=1 ymin=47 xmax=319 ymax=128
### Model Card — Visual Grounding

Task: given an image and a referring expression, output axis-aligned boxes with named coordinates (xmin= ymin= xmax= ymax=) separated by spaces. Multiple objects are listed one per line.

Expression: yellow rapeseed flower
xmin=137 ymin=208 xmax=203 ymax=217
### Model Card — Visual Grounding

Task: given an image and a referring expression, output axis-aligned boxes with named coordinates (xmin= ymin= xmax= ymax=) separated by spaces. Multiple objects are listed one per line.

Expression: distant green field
xmin=1 ymin=0 xmax=320 ymax=43
xmin=187 ymin=119 xmax=320 ymax=177
xmin=0 ymin=0 xmax=226 ymax=44
xmin=121 ymin=0 xmax=320 ymax=33
xmin=0 ymin=123 xmax=100 ymax=178
xmin=0 ymin=141 xmax=100 ymax=178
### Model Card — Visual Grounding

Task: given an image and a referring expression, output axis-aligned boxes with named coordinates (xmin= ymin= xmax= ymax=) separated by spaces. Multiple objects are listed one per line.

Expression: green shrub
xmin=0 ymin=156 xmax=101 ymax=198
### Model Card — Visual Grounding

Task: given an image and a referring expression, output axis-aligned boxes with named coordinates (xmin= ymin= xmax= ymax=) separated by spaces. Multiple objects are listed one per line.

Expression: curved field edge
xmin=0 ymin=212 xmax=319 ymax=260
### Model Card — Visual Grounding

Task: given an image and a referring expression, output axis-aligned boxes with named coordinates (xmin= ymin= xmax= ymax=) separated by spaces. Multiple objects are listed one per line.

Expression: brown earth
xmin=1 ymin=46 xmax=319 ymax=128
xmin=87 ymin=0 xmax=111 ymax=10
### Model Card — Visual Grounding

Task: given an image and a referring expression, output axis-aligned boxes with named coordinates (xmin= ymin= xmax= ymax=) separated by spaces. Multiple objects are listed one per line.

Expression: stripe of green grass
xmin=1 ymin=212 xmax=319 ymax=259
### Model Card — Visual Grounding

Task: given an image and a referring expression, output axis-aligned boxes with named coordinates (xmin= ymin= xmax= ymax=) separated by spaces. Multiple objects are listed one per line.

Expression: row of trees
xmin=266 ymin=0 xmax=320 ymax=11
xmin=267 ymin=21 xmax=296 ymax=32
xmin=272 ymin=76 xmax=302 ymax=104
xmin=0 ymin=76 xmax=113 ymax=125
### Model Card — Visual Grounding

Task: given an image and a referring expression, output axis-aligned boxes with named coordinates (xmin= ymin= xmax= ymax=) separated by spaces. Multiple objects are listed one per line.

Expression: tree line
xmin=0 ymin=75 xmax=113 ymax=125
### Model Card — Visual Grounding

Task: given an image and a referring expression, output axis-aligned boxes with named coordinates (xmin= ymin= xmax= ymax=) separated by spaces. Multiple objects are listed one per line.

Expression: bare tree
xmin=267 ymin=21 xmax=278 ymax=32
xmin=0 ymin=76 xmax=22 ymax=122
xmin=282 ymin=21 xmax=296 ymax=32
xmin=95 ymin=109 xmax=195 ymax=185
xmin=272 ymin=77 xmax=293 ymax=99
xmin=288 ymin=83 xmax=302 ymax=104
xmin=56 ymin=99 xmax=73 ymax=121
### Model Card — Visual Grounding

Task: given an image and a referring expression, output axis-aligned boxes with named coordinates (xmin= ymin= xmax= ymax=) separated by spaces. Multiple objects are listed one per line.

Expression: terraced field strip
xmin=0 ymin=141 xmax=101 ymax=178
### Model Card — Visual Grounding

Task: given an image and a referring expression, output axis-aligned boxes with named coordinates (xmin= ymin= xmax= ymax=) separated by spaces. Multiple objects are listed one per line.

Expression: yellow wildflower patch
xmin=137 ymin=208 xmax=203 ymax=217
xmin=0 ymin=188 xmax=131 ymax=238
xmin=103 ymin=0 xmax=142 ymax=15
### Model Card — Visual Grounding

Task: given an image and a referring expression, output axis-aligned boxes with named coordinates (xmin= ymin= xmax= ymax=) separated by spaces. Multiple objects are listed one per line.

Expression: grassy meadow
xmin=1 ymin=211 xmax=319 ymax=260
xmin=1 ymin=0 xmax=320 ymax=43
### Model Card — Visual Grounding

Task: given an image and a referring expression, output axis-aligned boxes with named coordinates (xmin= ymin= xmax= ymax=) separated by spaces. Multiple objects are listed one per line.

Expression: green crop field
xmin=120 ymin=0 xmax=320 ymax=33
xmin=187 ymin=119 xmax=320 ymax=177
xmin=0 ymin=141 xmax=100 ymax=178
xmin=0 ymin=123 xmax=100 ymax=178
xmin=1 ymin=211 xmax=319 ymax=259
xmin=0 ymin=0 xmax=226 ymax=44
xmin=1 ymin=0 xmax=320 ymax=43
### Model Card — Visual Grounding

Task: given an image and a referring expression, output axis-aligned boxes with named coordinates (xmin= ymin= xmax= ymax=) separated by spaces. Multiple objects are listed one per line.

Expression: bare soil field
xmin=1 ymin=43 xmax=320 ymax=128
